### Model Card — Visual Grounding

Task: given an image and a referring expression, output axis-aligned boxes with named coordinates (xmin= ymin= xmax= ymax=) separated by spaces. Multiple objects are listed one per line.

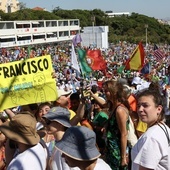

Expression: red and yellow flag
xmin=125 ymin=42 xmax=145 ymax=70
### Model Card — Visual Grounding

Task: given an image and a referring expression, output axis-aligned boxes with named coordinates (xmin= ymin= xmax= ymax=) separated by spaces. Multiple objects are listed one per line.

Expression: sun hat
xmin=131 ymin=76 xmax=142 ymax=85
xmin=55 ymin=126 xmax=101 ymax=161
xmin=42 ymin=106 xmax=71 ymax=128
xmin=0 ymin=112 xmax=40 ymax=145
xmin=57 ymin=89 xmax=72 ymax=100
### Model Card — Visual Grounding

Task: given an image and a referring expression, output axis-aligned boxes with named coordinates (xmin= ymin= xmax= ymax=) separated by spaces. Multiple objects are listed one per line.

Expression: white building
xmin=0 ymin=19 xmax=109 ymax=49
xmin=0 ymin=0 xmax=20 ymax=13
xmin=81 ymin=26 xmax=109 ymax=49
xmin=105 ymin=11 xmax=131 ymax=18
xmin=0 ymin=19 xmax=80 ymax=47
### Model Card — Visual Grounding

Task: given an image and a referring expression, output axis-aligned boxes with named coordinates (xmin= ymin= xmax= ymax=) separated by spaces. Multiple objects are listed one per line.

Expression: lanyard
xmin=158 ymin=122 xmax=170 ymax=146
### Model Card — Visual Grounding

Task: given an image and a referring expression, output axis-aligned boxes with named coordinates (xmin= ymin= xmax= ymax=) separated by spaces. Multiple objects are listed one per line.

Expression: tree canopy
xmin=0 ymin=9 xmax=60 ymax=20
xmin=0 ymin=8 xmax=170 ymax=44
xmin=53 ymin=9 xmax=170 ymax=44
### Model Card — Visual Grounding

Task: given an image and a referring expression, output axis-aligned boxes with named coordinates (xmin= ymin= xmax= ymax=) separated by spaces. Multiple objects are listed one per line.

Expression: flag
xmin=72 ymin=34 xmax=82 ymax=47
xmin=117 ymin=65 xmax=125 ymax=74
xmin=71 ymin=44 xmax=80 ymax=73
xmin=154 ymin=44 xmax=164 ymax=62
xmin=86 ymin=49 xmax=107 ymax=71
xmin=27 ymin=46 xmax=31 ymax=58
xmin=167 ymin=55 xmax=170 ymax=65
xmin=77 ymin=48 xmax=92 ymax=76
xmin=125 ymin=42 xmax=145 ymax=70
xmin=140 ymin=62 xmax=151 ymax=75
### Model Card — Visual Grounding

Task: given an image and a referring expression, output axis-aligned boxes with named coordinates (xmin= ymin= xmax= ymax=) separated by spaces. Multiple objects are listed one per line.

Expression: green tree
xmin=5 ymin=9 xmax=60 ymax=20
xmin=18 ymin=2 xmax=27 ymax=10
xmin=1 ymin=8 xmax=170 ymax=44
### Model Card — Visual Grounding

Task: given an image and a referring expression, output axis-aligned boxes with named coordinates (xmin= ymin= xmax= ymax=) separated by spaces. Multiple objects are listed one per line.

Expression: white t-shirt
xmin=131 ymin=124 xmax=170 ymax=170
xmin=94 ymin=158 xmax=112 ymax=170
xmin=49 ymin=146 xmax=80 ymax=170
xmin=49 ymin=146 xmax=111 ymax=170
xmin=7 ymin=143 xmax=47 ymax=170
xmin=36 ymin=122 xmax=44 ymax=130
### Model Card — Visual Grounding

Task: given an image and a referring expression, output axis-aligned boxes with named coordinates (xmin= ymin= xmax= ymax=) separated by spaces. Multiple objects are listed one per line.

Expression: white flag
xmin=71 ymin=43 xmax=80 ymax=73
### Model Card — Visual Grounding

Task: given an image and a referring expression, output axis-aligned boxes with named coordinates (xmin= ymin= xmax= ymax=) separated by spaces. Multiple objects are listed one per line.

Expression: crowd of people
xmin=0 ymin=41 xmax=170 ymax=170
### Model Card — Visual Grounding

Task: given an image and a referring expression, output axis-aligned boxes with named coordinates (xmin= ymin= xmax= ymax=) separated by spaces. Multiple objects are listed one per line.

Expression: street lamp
xmin=145 ymin=24 xmax=148 ymax=48
xmin=91 ymin=16 xmax=95 ymax=46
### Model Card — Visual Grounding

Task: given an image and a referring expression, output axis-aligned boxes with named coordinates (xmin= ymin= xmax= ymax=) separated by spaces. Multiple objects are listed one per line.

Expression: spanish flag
xmin=125 ymin=42 xmax=145 ymax=70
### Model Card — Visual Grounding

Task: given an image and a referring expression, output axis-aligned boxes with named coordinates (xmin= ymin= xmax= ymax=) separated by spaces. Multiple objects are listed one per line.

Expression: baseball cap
xmin=57 ymin=89 xmax=72 ymax=100
xmin=131 ymin=76 xmax=142 ymax=85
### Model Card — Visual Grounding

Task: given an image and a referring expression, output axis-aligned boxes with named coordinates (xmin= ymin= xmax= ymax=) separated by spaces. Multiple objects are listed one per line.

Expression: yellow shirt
xmin=69 ymin=109 xmax=80 ymax=126
xmin=69 ymin=109 xmax=76 ymax=119
xmin=136 ymin=119 xmax=147 ymax=133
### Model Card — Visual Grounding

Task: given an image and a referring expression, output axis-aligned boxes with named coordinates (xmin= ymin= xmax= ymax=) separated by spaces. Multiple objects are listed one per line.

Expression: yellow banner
xmin=0 ymin=55 xmax=57 ymax=111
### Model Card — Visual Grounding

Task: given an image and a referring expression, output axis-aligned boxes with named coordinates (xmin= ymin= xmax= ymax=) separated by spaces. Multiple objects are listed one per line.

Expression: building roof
xmin=32 ymin=7 xmax=45 ymax=11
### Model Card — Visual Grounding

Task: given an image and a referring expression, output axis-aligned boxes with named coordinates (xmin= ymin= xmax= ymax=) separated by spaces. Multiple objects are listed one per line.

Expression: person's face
xmin=62 ymin=154 xmax=78 ymax=167
xmin=137 ymin=95 xmax=162 ymax=127
xmin=70 ymin=100 xmax=80 ymax=111
xmin=57 ymin=95 xmax=70 ymax=107
xmin=39 ymin=105 xmax=51 ymax=118
xmin=93 ymin=103 xmax=100 ymax=111
xmin=43 ymin=119 xmax=59 ymax=135
xmin=8 ymin=139 xmax=18 ymax=149
xmin=103 ymin=87 xmax=110 ymax=100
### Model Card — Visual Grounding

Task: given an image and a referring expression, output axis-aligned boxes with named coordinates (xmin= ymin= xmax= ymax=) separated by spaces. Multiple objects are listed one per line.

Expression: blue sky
xmin=20 ymin=0 xmax=169 ymax=19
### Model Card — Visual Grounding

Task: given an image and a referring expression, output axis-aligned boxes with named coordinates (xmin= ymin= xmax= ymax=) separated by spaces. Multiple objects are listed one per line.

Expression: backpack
xmin=116 ymin=103 xmax=138 ymax=148
xmin=108 ymin=104 xmax=138 ymax=148
xmin=128 ymin=94 xmax=140 ymax=136
xmin=127 ymin=116 xmax=138 ymax=148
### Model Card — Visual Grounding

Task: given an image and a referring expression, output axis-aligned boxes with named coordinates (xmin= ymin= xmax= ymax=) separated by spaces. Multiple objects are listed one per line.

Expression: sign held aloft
xmin=0 ymin=55 xmax=57 ymax=111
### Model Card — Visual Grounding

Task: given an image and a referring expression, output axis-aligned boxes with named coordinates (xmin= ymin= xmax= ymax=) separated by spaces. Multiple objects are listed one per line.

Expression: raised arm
xmin=4 ymin=109 xmax=15 ymax=120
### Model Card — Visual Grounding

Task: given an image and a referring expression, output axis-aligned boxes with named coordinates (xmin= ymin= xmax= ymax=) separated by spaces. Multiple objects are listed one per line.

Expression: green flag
xmin=77 ymin=48 xmax=92 ymax=77
xmin=117 ymin=65 xmax=125 ymax=74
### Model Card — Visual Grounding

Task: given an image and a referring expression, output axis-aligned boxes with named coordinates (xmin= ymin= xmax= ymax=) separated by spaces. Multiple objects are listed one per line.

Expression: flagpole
xmin=75 ymin=46 xmax=87 ymax=80
xmin=145 ymin=24 xmax=148 ymax=49
xmin=91 ymin=16 xmax=95 ymax=46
